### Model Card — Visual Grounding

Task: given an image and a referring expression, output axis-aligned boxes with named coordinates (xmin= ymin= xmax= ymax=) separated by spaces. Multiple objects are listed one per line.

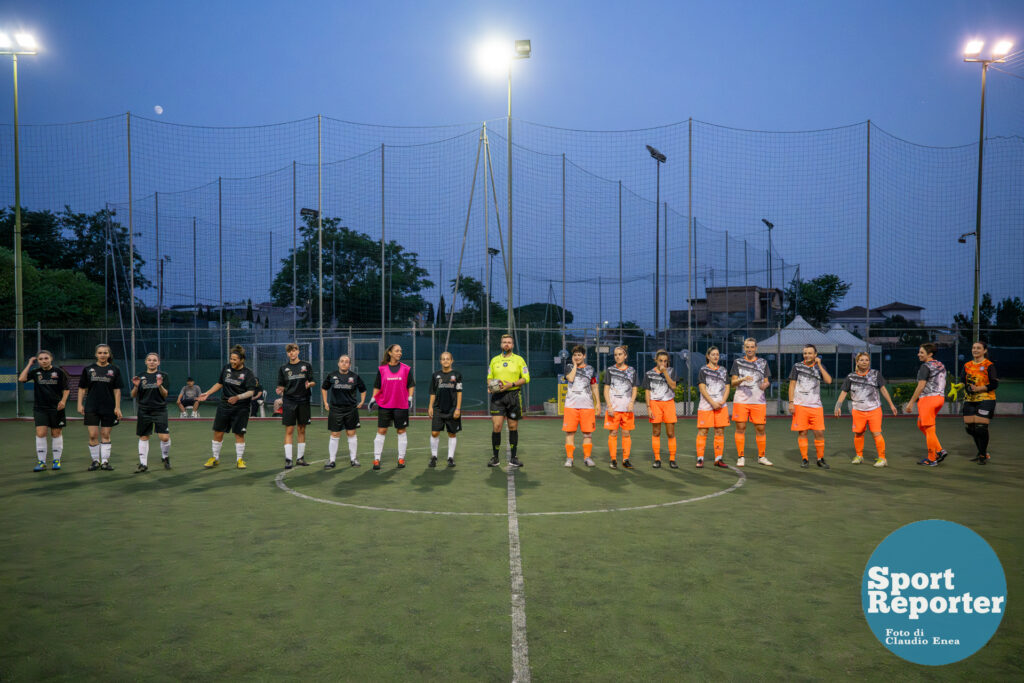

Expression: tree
xmin=956 ymin=294 xmax=1024 ymax=346
xmin=0 ymin=247 xmax=105 ymax=327
xmin=513 ymin=302 xmax=574 ymax=326
xmin=783 ymin=274 xmax=851 ymax=327
xmin=436 ymin=294 xmax=446 ymax=326
xmin=871 ymin=314 xmax=931 ymax=346
xmin=448 ymin=276 xmax=507 ymax=326
xmin=953 ymin=293 xmax=995 ymax=346
xmin=270 ymin=215 xmax=432 ymax=328
xmin=246 ymin=299 xmax=254 ymax=322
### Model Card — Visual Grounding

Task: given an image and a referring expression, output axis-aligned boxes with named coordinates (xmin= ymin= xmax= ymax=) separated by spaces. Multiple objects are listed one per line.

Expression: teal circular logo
xmin=862 ymin=520 xmax=1007 ymax=665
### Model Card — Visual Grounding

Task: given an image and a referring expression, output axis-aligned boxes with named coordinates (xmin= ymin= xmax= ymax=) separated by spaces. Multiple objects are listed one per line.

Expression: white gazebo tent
xmin=821 ymin=322 xmax=884 ymax=376
xmin=757 ymin=316 xmax=837 ymax=405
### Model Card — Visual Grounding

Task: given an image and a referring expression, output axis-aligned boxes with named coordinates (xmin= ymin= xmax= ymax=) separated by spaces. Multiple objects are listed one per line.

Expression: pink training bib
xmin=377 ymin=363 xmax=411 ymax=409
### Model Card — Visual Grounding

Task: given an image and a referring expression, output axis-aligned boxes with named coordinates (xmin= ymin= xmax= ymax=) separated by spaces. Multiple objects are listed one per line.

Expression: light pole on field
xmin=646 ymin=145 xmax=667 ymax=338
xmin=963 ymin=37 xmax=1014 ymax=343
xmin=1 ymin=30 xmax=38 ymax=417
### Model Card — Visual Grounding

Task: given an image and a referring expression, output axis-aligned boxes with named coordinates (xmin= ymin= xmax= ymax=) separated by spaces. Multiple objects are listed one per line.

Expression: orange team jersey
xmin=963 ymin=359 xmax=997 ymax=402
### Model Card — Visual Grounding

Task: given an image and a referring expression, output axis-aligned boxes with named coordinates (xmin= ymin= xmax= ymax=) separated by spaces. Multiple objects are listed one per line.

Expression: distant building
xmin=874 ymin=301 xmax=924 ymax=323
xmin=670 ymin=286 xmax=782 ymax=329
xmin=830 ymin=301 xmax=926 ymax=339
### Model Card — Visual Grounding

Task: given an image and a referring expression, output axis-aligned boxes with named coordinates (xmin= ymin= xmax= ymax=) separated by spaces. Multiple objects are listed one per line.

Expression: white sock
xmin=430 ymin=435 xmax=440 ymax=458
xmin=397 ymin=432 xmax=408 ymax=460
xmin=373 ymin=433 xmax=385 ymax=461
xmin=36 ymin=436 xmax=47 ymax=463
xmin=297 ymin=442 xmax=306 ymax=460
xmin=284 ymin=443 xmax=293 ymax=462
xmin=160 ymin=439 xmax=171 ymax=459
xmin=348 ymin=436 xmax=358 ymax=462
xmin=448 ymin=436 xmax=457 ymax=461
xmin=52 ymin=436 xmax=63 ymax=462
xmin=89 ymin=444 xmax=100 ymax=462
xmin=328 ymin=436 xmax=339 ymax=463
xmin=211 ymin=440 xmax=222 ymax=460
xmin=139 ymin=439 xmax=149 ymax=466
xmin=235 ymin=442 xmax=245 ymax=461
xmin=100 ymin=442 xmax=111 ymax=464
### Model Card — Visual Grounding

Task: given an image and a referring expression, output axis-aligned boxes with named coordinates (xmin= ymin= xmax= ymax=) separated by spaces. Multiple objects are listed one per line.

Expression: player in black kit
xmin=130 ymin=352 xmax=172 ymax=472
xmin=276 ymin=343 xmax=316 ymax=469
xmin=320 ymin=354 xmax=367 ymax=468
xmin=18 ymin=350 xmax=70 ymax=471
xmin=427 ymin=351 xmax=463 ymax=468
xmin=199 ymin=345 xmax=259 ymax=469
xmin=78 ymin=344 xmax=123 ymax=471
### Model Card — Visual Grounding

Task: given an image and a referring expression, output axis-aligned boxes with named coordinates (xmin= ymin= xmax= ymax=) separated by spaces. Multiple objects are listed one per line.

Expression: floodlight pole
xmin=3 ymin=46 xmax=36 ymax=416
xmin=507 ymin=40 xmax=530 ymax=335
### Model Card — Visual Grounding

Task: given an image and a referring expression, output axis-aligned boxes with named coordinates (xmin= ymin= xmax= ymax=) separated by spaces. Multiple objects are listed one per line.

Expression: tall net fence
xmin=2 ymin=113 xmax=1023 ymax=413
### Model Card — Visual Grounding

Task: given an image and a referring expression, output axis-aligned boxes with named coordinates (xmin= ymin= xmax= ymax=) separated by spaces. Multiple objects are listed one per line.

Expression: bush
xmin=887 ymin=382 xmax=918 ymax=408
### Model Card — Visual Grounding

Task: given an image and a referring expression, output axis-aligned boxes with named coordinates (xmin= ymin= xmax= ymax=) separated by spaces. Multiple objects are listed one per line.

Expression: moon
xmin=154 ymin=105 xmax=164 ymax=115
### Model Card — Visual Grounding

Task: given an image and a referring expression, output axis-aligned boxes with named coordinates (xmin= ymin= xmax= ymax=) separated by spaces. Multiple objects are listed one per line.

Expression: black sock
xmin=973 ymin=424 xmax=989 ymax=455
xmin=492 ymin=431 xmax=501 ymax=456
xmin=965 ymin=423 xmax=976 ymax=437
xmin=509 ymin=430 xmax=519 ymax=457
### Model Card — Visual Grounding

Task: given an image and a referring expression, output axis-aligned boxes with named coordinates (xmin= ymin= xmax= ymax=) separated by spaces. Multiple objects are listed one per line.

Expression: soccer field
xmin=1 ymin=414 xmax=1021 ymax=681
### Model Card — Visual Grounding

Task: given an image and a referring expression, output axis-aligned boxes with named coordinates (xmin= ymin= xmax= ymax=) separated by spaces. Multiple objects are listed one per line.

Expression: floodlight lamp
xmin=300 ymin=208 xmax=319 ymax=218
xmin=958 ymin=231 xmax=975 ymax=244
xmin=992 ymin=40 xmax=1014 ymax=57
xmin=515 ymin=40 xmax=531 ymax=58
xmin=761 ymin=219 xmax=774 ymax=229
xmin=964 ymin=39 xmax=984 ymax=56
xmin=14 ymin=33 xmax=36 ymax=50
xmin=646 ymin=145 xmax=667 ymax=163
xmin=487 ymin=247 xmax=500 ymax=256
xmin=476 ymin=39 xmax=512 ymax=76
xmin=0 ymin=33 xmax=10 ymax=49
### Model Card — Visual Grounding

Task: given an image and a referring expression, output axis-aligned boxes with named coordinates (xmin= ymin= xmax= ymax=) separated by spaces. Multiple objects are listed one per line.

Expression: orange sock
xmin=755 ymin=433 xmax=766 ymax=458
xmin=565 ymin=443 xmax=575 ymax=460
xmin=798 ymin=436 xmax=808 ymax=460
xmin=608 ymin=434 xmax=618 ymax=460
xmin=652 ymin=435 xmax=661 ymax=460
xmin=668 ymin=437 xmax=677 ymax=461
xmin=713 ymin=433 xmax=724 ymax=459
xmin=734 ymin=432 xmax=746 ymax=457
xmin=622 ymin=433 xmax=632 ymax=460
xmin=874 ymin=434 xmax=886 ymax=459
xmin=925 ymin=426 xmax=942 ymax=454
xmin=853 ymin=433 xmax=865 ymax=457
xmin=696 ymin=433 xmax=707 ymax=458
xmin=814 ymin=439 xmax=825 ymax=460
xmin=583 ymin=443 xmax=593 ymax=459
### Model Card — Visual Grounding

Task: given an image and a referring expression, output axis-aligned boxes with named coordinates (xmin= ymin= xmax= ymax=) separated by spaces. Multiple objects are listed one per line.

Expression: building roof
xmin=830 ymin=305 xmax=885 ymax=320
xmin=876 ymin=301 xmax=924 ymax=312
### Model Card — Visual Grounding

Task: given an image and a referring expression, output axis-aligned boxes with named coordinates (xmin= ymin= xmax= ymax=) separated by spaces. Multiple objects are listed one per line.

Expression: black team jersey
xmin=137 ymin=371 xmax=170 ymax=412
xmin=322 ymin=371 xmax=366 ymax=409
xmin=430 ymin=369 xmax=463 ymax=415
xmin=278 ymin=359 xmax=314 ymax=404
xmin=80 ymin=363 xmax=124 ymax=413
xmin=218 ymin=365 xmax=259 ymax=408
xmin=26 ymin=366 xmax=69 ymax=409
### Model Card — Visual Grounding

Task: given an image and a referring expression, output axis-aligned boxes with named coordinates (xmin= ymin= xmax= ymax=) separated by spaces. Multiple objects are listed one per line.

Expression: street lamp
xmin=476 ymin=38 xmax=530 ymax=334
xmin=761 ymin=218 xmax=774 ymax=325
xmin=1 ymin=30 xmax=38 ymax=417
xmin=963 ymin=37 xmax=1014 ymax=343
xmin=646 ymin=145 xmax=667 ymax=337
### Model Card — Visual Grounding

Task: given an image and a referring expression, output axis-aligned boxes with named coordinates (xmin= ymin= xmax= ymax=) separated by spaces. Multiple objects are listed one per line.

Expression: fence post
xmin=218 ymin=176 xmax=223 ymax=367
xmin=317 ymin=114 xmax=325 ymax=407
xmin=866 ymin=119 xmax=872 ymax=352
xmin=127 ymin=111 xmax=136 ymax=382
xmin=525 ymin=323 xmax=530 ymax=410
xmin=380 ymin=143 xmax=386 ymax=362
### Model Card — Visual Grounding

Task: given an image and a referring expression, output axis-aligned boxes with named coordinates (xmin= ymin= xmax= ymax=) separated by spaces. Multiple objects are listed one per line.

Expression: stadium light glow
xmin=14 ymin=33 xmax=36 ymax=50
xmin=476 ymin=38 xmax=513 ymax=77
xmin=0 ymin=33 xmax=10 ymax=49
xmin=963 ymin=39 xmax=984 ymax=57
xmin=992 ymin=40 xmax=1014 ymax=57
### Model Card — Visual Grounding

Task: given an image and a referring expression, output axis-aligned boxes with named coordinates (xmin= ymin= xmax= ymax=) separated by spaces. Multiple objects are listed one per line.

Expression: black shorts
xmin=963 ymin=400 xmax=996 ymax=420
xmin=180 ymin=397 xmax=196 ymax=407
xmin=34 ymin=408 xmax=66 ymax=429
xmin=378 ymin=408 xmax=409 ymax=429
xmin=213 ymin=405 xmax=250 ymax=435
xmin=489 ymin=390 xmax=523 ymax=420
xmin=84 ymin=412 xmax=119 ymax=428
xmin=137 ymin=410 xmax=170 ymax=436
xmin=282 ymin=402 xmax=312 ymax=427
xmin=328 ymin=407 xmax=361 ymax=432
xmin=431 ymin=413 xmax=462 ymax=434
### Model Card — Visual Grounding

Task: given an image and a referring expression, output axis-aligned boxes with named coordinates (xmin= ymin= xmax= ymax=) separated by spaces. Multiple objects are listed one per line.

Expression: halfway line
xmin=507 ymin=466 xmax=531 ymax=682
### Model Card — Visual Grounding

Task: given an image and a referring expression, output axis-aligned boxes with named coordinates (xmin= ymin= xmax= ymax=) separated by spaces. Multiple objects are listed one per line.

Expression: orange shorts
xmin=791 ymin=405 xmax=825 ymax=431
xmin=647 ymin=400 xmax=677 ymax=424
xmin=851 ymin=407 xmax=882 ymax=433
xmin=697 ymin=407 xmax=730 ymax=428
xmin=916 ymin=395 xmax=945 ymax=428
xmin=604 ymin=411 xmax=636 ymax=431
xmin=563 ymin=407 xmax=597 ymax=433
xmin=732 ymin=402 xmax=766 ymax=425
